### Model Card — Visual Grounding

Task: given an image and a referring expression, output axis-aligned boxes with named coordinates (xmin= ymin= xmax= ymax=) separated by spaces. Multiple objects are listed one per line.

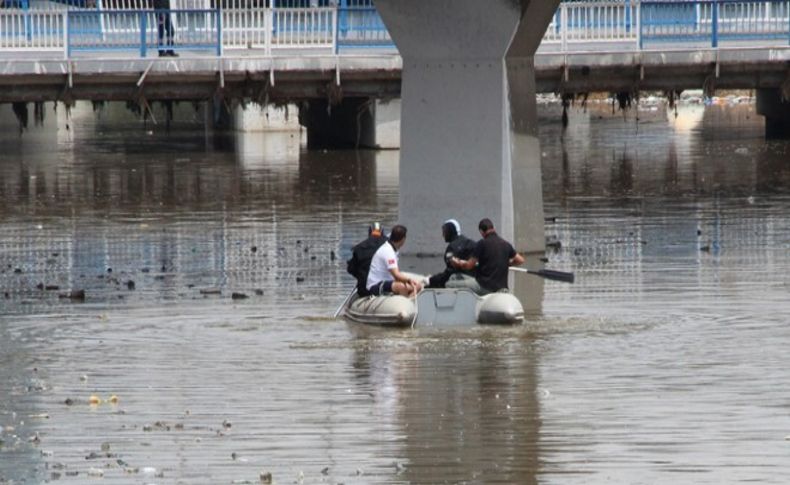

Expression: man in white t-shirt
xmin=366 ymin=224 xmax=423 ymax=297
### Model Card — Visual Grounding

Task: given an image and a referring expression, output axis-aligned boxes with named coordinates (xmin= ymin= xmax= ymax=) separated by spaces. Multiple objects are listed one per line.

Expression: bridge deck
xmin=1 ymin=46 xmax=788 ymax=102
xmin=1 ymin=1 xmax=789 ymax=101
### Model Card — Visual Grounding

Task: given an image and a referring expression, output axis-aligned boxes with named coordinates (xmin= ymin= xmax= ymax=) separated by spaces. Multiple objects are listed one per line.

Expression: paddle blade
xmin=532 ymin=269 xmax=575 ymax=283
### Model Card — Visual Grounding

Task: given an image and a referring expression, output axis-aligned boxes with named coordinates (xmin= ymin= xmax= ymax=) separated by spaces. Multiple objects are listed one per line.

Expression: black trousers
xmin=157 ymin=12 xmax=174 ymax=53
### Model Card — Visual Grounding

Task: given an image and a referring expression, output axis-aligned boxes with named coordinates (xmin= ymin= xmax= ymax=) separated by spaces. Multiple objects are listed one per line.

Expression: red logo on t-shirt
xmin=387 ymin=259 xmax=396 ymax=265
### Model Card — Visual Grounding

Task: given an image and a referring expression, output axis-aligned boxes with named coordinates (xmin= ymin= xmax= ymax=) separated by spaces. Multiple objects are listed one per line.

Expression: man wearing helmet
xmin=346 ymin=222 xmax=387 ymax=297
xmin=425 ymin=219 xmax=477 ymax=289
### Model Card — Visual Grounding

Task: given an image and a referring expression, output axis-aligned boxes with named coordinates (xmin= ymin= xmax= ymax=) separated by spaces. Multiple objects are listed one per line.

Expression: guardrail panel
xmin=336 ymin=5 xmax=391 ymax=48
xmin=0 ymin=8 xmax=65 ymax=50
xmin=4 ymin=2 xmax=790 ymax=57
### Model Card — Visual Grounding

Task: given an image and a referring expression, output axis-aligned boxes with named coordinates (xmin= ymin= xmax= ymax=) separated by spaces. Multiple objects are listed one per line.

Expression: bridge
xmin=2 ymin=1 xmax=790 ymax=94
xmin=2 ymin=0 xmax=790 ymax=265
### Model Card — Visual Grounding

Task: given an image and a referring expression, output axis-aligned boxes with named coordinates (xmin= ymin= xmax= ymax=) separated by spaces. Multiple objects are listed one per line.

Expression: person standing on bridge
xmin=450 ymin=218 xmax=524 ymax=294
xmin=424 ymin=218 xmax=477 ymax=289
xmin=154 ymin=0 xmax=177 ymax=57
xmin=366 ymin=225 xmax=423 ymax=298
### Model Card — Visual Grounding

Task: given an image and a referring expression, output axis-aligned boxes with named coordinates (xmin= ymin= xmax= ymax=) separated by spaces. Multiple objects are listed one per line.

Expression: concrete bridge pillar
xmin=375 ymin=0 xmax=559 ymax=255
xmin=756 ymin=88 xmax=790 ymax=139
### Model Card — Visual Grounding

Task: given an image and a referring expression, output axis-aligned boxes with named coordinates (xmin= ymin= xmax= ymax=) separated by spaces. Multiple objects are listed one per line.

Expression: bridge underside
xmin=1 ymin=49 xmax=790 ymax=102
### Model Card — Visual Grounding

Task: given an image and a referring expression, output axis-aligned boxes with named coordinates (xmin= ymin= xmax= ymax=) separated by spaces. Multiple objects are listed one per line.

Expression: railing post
xmin=637 ymin=0 xmax=643 ymax=50
xmin=97 ymin=0 xmax=106 ymax=42
xmin=332 ymin=4 xmax=338 ymax=54
xmin=554 ymin=5 xmax=561 ymax=34
xmin=140 ymin=11 xmax=147 ymax=57
xmin=560 ymin=3 xmax=567 ymax=52
xmin=711 ymin=0 xmax=719 ymax=47
xmin=265 ymin=6 xmax=272 ymax=55
xmin=625 ymin=0 xmax=631 ymax=33
xmin=64 ymin=10 xmax=70 ymax=60
xmin=24 ymin=2 xmax=32 ymax=42
xmin=216 ymin=7 xmax=222 ymax=56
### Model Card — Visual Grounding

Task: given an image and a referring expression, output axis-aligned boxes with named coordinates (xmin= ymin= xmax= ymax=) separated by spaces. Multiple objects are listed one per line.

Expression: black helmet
xmin=441 ymin=219 xmax=460 ymax=243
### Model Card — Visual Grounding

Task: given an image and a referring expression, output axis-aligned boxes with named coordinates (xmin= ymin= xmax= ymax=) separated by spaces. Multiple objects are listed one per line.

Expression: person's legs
xmin=445 ymin=273 xmax=478 ymax=290
xmin=368 ymin=280 xmax=393 ymax=297
xmin=157 ymin=14 xmax=166 ymax=56
xmin=370 ymin=280 xmax=419 ymax=298
xmin=165 ymin=15 xmax=176 ymax=55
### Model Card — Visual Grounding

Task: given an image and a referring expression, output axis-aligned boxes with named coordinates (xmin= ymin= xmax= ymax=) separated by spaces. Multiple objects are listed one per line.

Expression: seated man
xmin=346 ymin=222 xmax=387 ymax=297
xmin=450 ymin=218 xmax=524 ymax=294
xmin=425 ymin=219 xmax=477 ymax=289
xmin=366 ymin=224 xmax=423 ymax=298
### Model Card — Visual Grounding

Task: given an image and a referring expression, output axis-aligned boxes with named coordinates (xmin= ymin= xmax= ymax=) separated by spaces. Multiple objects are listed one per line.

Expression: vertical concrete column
xmin=756 ymin=88 xmax=790 ymax=139
xmin=375 ymin=0 xmax=559 ymax=255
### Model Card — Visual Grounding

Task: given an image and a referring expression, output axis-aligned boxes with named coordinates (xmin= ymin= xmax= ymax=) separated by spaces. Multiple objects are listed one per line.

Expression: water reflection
xmin=349 ymin=327 xmax=541 ymax=484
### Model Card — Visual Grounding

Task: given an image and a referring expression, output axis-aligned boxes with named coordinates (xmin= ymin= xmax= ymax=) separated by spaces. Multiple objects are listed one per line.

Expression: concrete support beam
xmin=756 ymin=88 xmax=790 ymax=139
xmin=375 ymin=0 xmax=559 ymax=255
xmin=234 ymin=103 xmax=300 ymax=133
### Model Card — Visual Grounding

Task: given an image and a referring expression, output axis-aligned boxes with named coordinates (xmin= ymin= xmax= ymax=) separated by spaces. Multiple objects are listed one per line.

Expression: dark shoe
xmin=167 ymin=50 xmax=178 ymax=57
xmin=158 ymin=51 xmax=167 ymax=57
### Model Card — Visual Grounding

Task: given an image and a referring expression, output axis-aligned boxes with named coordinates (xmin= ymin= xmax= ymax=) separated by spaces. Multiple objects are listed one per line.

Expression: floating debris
xmin=58 ymin=290 xmax=85 ymax=301
xmin=126 ymin=280 xmax=136 ymax=290
xmin=251 ymin=246 xmax=258 ymax=253
xmin=200 ymin=288 xmax=221 ymax=295
xmin=259 ymin=471 xmax=273 ymax=484
xmin=296 ymin=277 xmax=305 ymax=283
xmin=87 ymin=468 xmax=103 ymax=478
xmin=254 ymin=289 xmax=264 ymax=296
xmin=222 ymin=420 xmax=232 ymax=429
xmin=108 ymin=395 xmax=119 ymax=404
xmin=231 ymin=292 xmax=248 ymax=300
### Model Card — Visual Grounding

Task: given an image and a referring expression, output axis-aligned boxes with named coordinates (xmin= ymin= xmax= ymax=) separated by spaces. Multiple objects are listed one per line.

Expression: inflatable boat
xmin=341 ymin=288 xmax=524 ymax=327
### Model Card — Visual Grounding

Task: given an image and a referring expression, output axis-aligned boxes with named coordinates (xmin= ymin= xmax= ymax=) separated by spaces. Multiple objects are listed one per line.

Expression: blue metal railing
xmin=2 ymin=1 xmax=790 ymax=57
xmin=66 ymin=9 xmax=220 ymax=57
xmin=336 ymin=5 xmax=389 ymax=50
xmin=640 ymin=0 xmax=790 ymax=48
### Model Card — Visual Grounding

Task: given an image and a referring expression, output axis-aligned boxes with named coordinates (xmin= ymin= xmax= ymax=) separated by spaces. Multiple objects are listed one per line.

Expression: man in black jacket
xmin=425 ymin=219 xmax=477 ymax=289
xmin=153 ymin=0 xmax=177 ymax=57
xmin=346 ymin=222 xmax=387 ymax=297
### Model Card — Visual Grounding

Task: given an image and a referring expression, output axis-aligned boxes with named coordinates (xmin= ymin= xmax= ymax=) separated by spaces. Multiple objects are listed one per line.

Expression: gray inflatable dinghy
xmin=342 ymin=288 xmax=524 ymax=327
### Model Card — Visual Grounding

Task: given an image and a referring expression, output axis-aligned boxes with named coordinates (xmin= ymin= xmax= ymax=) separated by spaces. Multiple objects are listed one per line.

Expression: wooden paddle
xmin=509 ymin=267 xmax=574 ymax=283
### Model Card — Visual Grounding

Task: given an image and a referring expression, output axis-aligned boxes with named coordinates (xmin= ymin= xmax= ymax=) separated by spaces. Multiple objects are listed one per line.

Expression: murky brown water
xmin=1 ymin=100 xmax=790 ymax=484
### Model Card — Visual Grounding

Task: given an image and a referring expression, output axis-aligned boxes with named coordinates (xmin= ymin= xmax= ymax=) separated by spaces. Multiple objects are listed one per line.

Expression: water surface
xmin=1 ymin=101 xmax=789 ymax=484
